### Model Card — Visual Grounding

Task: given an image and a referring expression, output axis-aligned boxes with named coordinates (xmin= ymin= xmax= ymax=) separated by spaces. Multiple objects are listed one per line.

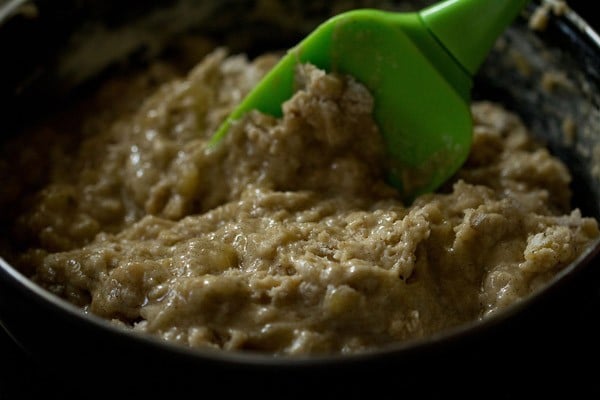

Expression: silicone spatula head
xmin=210 ymin=0 xmax=530 ymax=202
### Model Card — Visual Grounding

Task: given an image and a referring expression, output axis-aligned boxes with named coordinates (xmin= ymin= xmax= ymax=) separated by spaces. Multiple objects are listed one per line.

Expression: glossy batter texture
xmin=1 ymin=48 xmax=598 ymax=355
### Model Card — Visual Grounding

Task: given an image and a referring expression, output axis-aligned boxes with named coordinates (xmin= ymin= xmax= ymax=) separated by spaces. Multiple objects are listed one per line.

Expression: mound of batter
xmin=1 ymin=48 xmax=597 ymax=355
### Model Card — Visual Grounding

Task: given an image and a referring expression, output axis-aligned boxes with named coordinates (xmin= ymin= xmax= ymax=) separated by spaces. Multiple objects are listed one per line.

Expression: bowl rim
xmin=1 ymin=0 xmax=600 ymax=365
xmin=2 ymin=233 xmax=600 ymax=366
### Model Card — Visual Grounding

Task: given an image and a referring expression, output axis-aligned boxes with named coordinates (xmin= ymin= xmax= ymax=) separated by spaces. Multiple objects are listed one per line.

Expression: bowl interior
xmin=1 ymin=0 xmax=600 ymax=389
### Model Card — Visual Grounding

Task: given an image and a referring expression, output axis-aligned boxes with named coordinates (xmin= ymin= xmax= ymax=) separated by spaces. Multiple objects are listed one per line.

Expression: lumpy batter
xmin=1 ymin=48 xmax=598 ymax=355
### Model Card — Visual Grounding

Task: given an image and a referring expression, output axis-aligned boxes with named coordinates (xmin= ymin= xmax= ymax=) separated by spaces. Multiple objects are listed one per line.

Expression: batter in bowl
xmin=1 ymin=48 xmax=597 ymax=355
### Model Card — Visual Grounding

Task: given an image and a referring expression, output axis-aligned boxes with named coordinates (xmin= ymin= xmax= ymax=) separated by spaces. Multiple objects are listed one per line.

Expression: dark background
xmin=569 ymin=0 xmax=596 ymax=25
xmin=1 ymin=1 xmax=600 ymax=399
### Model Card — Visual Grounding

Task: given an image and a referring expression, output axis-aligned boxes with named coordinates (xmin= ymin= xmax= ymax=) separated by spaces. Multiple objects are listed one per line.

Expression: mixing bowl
xmin=1 ymin=0 xmax=600 ymax=397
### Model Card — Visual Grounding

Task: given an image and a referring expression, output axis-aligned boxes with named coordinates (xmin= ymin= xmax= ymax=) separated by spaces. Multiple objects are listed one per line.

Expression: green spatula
xmin=209 ymin=0 xmax=531 ymax=201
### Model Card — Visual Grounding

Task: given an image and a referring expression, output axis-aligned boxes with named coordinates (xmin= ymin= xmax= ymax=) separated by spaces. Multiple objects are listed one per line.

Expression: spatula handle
xmin=420 ymin=0 xmax=531 ymax=75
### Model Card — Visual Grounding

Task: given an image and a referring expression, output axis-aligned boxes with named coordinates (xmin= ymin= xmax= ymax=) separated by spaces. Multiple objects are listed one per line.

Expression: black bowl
xmin=2 ymin=1 xmax=600 ymax=398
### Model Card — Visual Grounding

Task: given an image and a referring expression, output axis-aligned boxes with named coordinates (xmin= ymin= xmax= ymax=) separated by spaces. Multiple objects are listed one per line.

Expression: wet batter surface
xmin=1 ymin=48 xmax=598 ymax=355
